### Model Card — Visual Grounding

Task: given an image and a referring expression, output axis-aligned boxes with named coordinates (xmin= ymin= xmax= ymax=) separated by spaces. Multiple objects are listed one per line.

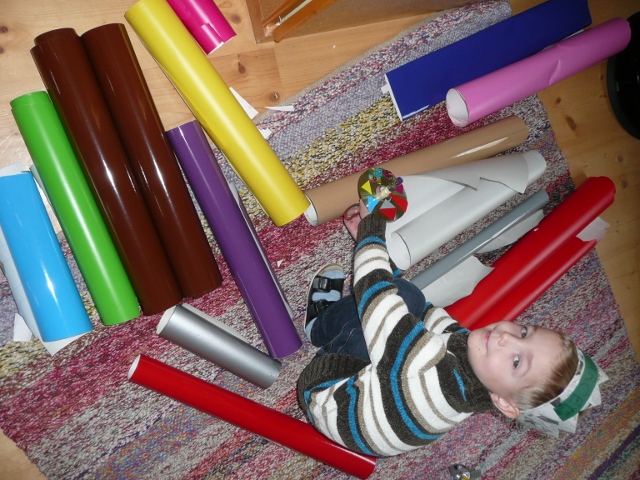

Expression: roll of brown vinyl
xmin=81 ymin=23 xmax=222 ymax=299
xmin=31 ymin=27 xmax=182 ymax=315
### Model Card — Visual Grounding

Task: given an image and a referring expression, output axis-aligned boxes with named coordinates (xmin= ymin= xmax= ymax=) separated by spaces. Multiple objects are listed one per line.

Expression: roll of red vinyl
xmin=471 ymin=236 xmax=597 ymax=327
xmin=128 ymin=355 xmax=377 ymax=479
xmin=447 ymin=176 xmax=615 ymax=328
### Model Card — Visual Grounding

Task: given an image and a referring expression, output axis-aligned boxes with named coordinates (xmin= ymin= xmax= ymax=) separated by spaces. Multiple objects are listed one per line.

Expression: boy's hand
xmin=358 ymin=199 xmax=370 ymax=219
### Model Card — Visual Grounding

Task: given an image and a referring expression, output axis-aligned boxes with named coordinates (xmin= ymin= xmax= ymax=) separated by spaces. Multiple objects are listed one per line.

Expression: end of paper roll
xmin=128 ymin=354 xmax=141 ymax=380
xmin=387 ymin=231 xmax=412 ymax=271
xmin=522 ymin=150 xmax=547 ymax=184
xmin=303 ymin=198 xmax=319 ymax=226
xmin=446 ymin=89 xmax=469 ymax=128
xmin=157 ymin=305 xmax=178 ymax=334
xmin=383 ymin=74 xmax=409 ymax=121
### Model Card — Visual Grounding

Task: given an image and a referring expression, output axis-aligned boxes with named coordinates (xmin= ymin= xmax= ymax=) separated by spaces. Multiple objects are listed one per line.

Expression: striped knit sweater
xmin=298 ymin=214 xmax=493 ymax=457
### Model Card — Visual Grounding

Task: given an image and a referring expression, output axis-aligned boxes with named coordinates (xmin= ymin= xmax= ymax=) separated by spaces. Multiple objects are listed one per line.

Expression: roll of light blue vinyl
xmin=0 ymin=170 xmax=93 ymax=341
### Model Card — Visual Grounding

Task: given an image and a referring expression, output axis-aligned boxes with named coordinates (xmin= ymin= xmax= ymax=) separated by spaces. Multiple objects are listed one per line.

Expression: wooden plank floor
xmin=1 ymin=0 xmax=638 ymax=477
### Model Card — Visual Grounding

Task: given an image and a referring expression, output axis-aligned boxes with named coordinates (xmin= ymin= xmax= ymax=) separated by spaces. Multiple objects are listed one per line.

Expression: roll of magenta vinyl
xmin=166 ymin=120 xmax=302 ymax=359
xmin=384 ymin=0 xmax=592 ymax=120
xmin=10 ymin=91 xmax=140 ymax=326
xmin=0 ymin=169 xmax=93 ymax=342
xmin=447 ymin=18 xmax=632 ymax=127
xmin=128 ymin=354 xmax=377 ymax=479
xmin=166 ymin=0 xmax=235 ymax=53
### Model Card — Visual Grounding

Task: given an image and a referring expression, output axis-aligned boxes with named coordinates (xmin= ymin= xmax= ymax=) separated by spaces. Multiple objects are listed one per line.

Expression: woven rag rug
xmin=1 ymin=1 xmax=639 ymax=478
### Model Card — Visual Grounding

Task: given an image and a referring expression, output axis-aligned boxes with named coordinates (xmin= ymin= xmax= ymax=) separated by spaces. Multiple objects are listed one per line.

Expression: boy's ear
xmin=490 ymin=392 xmax=520 ymax=419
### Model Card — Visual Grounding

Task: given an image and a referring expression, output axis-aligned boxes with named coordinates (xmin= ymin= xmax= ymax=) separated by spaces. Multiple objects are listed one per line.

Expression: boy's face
xmin=467 ymin=321 xmax=564 ymax=408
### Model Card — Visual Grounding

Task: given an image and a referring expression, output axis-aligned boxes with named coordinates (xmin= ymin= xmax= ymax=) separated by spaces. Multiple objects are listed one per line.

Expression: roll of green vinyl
xmin=11 ymin=91 xmax=140 ymax=325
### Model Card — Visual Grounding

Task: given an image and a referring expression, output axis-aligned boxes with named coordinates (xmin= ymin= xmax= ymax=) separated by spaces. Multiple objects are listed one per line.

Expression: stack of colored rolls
xmin=14 ymin=23 xmax=222 ymax=322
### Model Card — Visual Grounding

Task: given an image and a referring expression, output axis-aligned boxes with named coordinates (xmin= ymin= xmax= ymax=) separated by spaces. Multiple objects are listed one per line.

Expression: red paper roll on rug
xmin=474 ymin=236 xmax=598 ymax=327
xmin=447 ymin=176 xmax=615 ymax=328
xmin=128 ymin=354 xmax=377 ymax=479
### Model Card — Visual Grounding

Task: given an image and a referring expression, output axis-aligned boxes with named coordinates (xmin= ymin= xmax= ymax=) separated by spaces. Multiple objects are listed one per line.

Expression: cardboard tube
xmin=447 ymin=176 xmax=616 ymax=328
xmin=157 ymin=304 xmax=281 ymax=389
xmin=125 ymin=0 xmax=309 ymax=226
xmin=0 ymin=169 xmax=93 ymax=342
xmin=128 ymin=354 xmax=377 ymax=479
xmin=81 ymin=23 xmax=222 ymax=299
xmin=31 ymin=27 xmax=182 ymax=315
xmin=10 ymin=91 xmax=140 ymax=326
xmin=304 ymin=115 xmax=529 ymax=225
xmin=166 ymin=120 xmax=302 ymax=359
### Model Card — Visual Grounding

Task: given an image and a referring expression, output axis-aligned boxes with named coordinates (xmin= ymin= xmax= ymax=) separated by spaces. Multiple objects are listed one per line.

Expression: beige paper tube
xmin=303 ymin=115 xmax=529 ymax=225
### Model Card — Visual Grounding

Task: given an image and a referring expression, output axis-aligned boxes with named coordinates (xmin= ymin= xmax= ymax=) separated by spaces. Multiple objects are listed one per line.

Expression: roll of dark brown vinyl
xmin=81 ymin=23 xmax=222 ymax=298
xmin=31 ymin=27 xmax=182 ymax=315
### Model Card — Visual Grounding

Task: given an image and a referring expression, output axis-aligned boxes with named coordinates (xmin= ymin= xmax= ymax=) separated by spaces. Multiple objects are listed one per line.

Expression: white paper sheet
xmin=386 ymin=151 xmax=546 ymax=269
xmin=229 ymin=87 xmax=271 ymax=138
xmin=420 ymin=257 xmax=493 ymax=307
xmin=476 ymin=210 xmax=544 ymax=253
xmin=12 ymin=313 xmax=33 ymax=342
xmin=577 ymin=217 xmax=610 ymax=243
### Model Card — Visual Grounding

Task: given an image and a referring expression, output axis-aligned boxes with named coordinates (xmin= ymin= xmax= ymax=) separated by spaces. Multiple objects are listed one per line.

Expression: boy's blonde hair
xmin=512 ymin=331 xmax=578 ymax=410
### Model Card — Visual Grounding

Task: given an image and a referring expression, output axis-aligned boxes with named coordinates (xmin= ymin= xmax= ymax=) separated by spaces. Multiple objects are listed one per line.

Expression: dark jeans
xmin=309 ymin=278 xmax=427 ymax=361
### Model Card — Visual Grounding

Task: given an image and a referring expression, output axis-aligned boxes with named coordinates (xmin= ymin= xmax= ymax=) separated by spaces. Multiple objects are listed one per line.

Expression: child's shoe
xmin=305 ymin=263 xmax=345 ymax=340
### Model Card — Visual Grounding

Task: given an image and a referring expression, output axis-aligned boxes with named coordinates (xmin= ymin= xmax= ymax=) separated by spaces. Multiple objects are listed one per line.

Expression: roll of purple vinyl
xmin=166 ymin=120 xmax=302 ymax=359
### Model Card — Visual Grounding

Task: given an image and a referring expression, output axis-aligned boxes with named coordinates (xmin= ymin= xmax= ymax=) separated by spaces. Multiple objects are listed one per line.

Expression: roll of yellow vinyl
xmin=125 ymin=0 xmax=309 ymax=226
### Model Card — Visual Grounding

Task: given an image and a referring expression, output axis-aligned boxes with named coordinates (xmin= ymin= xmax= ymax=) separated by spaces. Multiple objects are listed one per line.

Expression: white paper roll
xmin=387 ymin=151 xmax=546 ymax=269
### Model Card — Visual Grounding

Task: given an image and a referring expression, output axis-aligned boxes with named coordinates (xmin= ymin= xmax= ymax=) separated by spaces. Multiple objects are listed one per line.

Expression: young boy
xmin=298 ymin=201 xmax=606 ymax=457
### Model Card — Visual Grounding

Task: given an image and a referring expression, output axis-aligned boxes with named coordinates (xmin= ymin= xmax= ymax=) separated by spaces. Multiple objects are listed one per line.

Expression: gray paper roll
xmin=157 ymin=304 xmax=281 ymax=389
xmin=411 ymin=190 xmax=549 ymax=290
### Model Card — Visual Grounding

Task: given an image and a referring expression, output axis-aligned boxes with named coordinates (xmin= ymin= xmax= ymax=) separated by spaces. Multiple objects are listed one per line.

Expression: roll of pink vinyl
xmin=446 ymin=18 xmax=632 ymax=127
